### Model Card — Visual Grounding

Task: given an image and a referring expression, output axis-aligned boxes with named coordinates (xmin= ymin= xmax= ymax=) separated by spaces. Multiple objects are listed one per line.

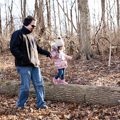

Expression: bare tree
xmin=56 ymin=0 xmax=77 ymax=34
xmin=101 ymin=0 xmax=106 ymax=34
xmin=23 ymin=0 xmax=26 ymax=18
xmin=20 ymin=0 xmax=26 ymax=20
xmin=53 ymin=0 xmax=57 ymax=34
xmin=4 ymin=3 xmax=8 ymax=37
xmin=0 ymin=6 xmax=2 ymax=35
xmin=66 ymin=1 xmax=70 ymax=35
xmin=75 ymin=0 xmax=79 ymax=33
xmin=0 ymin=6 xmax=2 ymax=52
xmin=46 ymin=0 xmax=51 ymax=32
xmin=34 ymin=0 xmax=38 ymax=18
xmin=77 ymin=0 xmax=93 ymax=60
xmin=116 ymin=0 xmax=120 ymax=28
xmin=57 ymin=0 xmax=62 ymax=35
xmin=34 ymin=0 xmax=45 ymax=36
xmin=62 ymin=0 xmax=67 ymax=35
xmin=70 ymin=0 xmax=75 ymax=35
xmin=8 ymin=0 xmax=14 ymax=34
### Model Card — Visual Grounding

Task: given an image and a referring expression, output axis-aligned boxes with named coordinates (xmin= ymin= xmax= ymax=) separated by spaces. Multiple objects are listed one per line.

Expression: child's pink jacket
xmin=51 ymin=50 xmax=71 ymax=69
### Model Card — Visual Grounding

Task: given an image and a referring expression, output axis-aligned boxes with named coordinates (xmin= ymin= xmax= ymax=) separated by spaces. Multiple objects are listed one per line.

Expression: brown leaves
xmin=0 ymin=95 xmax=120 ymax=120
xmin=0 ymin=49 xmax=120 ymax=119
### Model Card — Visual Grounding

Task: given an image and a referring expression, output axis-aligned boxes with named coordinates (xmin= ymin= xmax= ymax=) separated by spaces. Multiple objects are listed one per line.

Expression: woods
xmin=0 ymin=0 xmax=120 ymax=61
xmin=0 ymin=0 xmax=120 ymax=119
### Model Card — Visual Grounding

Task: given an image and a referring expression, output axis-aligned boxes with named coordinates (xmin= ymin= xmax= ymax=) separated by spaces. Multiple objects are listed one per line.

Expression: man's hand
xmin=47 ymin=52 xmax=52 ymax=58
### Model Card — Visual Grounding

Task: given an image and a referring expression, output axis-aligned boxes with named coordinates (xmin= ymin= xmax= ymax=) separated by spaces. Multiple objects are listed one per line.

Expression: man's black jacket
xmin=10 ymin=26 xmax=51 ymax=67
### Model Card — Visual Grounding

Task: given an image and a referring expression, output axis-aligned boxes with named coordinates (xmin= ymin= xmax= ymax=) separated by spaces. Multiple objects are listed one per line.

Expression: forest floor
xmin=0 ymin=50 xmax=120 ymax=120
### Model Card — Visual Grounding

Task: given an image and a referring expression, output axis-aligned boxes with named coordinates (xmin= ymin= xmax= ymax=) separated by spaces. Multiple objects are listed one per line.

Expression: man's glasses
xmin=31 ymin=25 xmax=36 ymax=28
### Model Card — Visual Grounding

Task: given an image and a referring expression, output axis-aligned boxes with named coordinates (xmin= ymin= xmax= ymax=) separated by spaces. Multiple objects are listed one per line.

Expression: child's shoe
xmin=52 ymin=77 xmax=58 ymax=85
xmin=58 ymin=79 xmax=68 ymax=85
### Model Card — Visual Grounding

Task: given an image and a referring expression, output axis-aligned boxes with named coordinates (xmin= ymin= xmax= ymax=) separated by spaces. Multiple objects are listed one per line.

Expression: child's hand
xmin=47 ymin=57 xmax=51 ymax=60
xmin=69 ymin=56 xmax=72 ymax=60
xmin=70 ymin=56 xmax=72 ymax=60
xmin=66 ymin=55 xmax=72 ymax=60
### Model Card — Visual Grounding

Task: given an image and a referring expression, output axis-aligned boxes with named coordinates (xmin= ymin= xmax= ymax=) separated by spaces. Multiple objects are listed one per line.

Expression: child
xmin=51 ymin=37 xmax=72 ymax=85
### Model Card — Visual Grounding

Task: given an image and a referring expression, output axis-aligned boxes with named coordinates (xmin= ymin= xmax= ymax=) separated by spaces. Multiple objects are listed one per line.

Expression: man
xmin=10 ymin=16 xmax=51 ymax=109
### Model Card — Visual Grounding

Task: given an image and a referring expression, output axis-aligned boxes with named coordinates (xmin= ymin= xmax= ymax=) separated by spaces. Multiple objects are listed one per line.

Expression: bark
xmin=20 ymin=0 xmax=26 ymax=20
xmin=0 ymin=7 xmax=2 ymax=35
xmin=57 ymin=0 xmax=62 ymax=35
xmin=62 ymin=0 xmax=67 ymax=35
xmin=70 ymin=5 xmax=73 ymax=35
xmin=101 ymin=0 xmax=105 ymax=27
xmin=0 ymin=80 xmax=120 ymax=106
xmin=34 ymin=0 xmax=38 ymax=32
xmin=8 ymin=0 xmax=14 ymax=34
xmin=0 ymin=7 xmax=2 ymax=52
xmin=66 ymin=1 xmax=70 ymax=35
xmin=78 ymin=0 xmax=93 ymax=60
xmin=101 ymin=0 xmax=106 ymax=35
xmin=5 ymin=3 xmax=8 ymax=37
xmin=34 ymin=0 xmax=45 ymax=36
xmin=77 ymin=0 xmax=81 ymax=52
xmin=23 ymin=0 xmax=26 ymax=18
xmin=75 ymin=0 xmax=79 ymax=33
xmin=70 ymin=0 xmax=75 ymax=35
xmin=46 ymin=0 xmax=51 ymax=31
xmin=20 ymin=0 xmax=23 ymax=19
xmin=116 ymin=0 xmax=120 ymax=28
xmin=53 ymin=0 xmax=57 ymax=34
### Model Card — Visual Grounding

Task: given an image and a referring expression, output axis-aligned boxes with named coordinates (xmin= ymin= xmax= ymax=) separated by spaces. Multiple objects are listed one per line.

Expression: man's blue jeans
xmin=16 ymin=66 xmax=46 ymax=108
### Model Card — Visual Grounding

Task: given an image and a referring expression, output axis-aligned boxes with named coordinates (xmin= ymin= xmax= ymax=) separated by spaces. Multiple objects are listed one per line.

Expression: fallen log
xmin=0 ymin=80 xmax=120 ymax=106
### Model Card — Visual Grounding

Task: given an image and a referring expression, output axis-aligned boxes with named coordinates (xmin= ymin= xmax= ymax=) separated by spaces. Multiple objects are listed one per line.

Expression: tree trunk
xmin=20 ymin=0 xmax=23 ymax=19
xmin=62 ymin=0 xmax=67 ymax=35
xmin=77 ymin=0 xmax=81 ymax=55
xmin=116 ymin=0 xmax=120 ymax=28
xmin=101 ymin=0 xmax=106 ymax=34
xmin=78 ymin=0 xmax=93 ymax=60
xmin=0 ymin=6 xmax=2 ymax=52
xmin=34 ymin=0 xmax=39 ymax=33
xmin=5 ymin=3 xmax=8 ymax=37
xmin=57 ymin=0 xmax=62 ymax=36
xmin=66 ymin=1 xmax=70 ymax=35
xmin=70 ymin=8 xmax=73 ymax=35
xmin=46 ymin=0 xmax=51 ymax=32
xmin=35 ymin=0 xmax=45 ymax=36
xmin=70 ymin=1 xmax=75 ymax=35
xmin=53 ymin=0 xmax=57 ymax=35
xmin=0 ymin=80 xmax=120 ymax=106
xmin=23 ymin=0 xmax=26 ymax=18
xmin=0 ymin=7 xmax=2 ymax=35
xmin=101 ymin=0 xmax=105 ymax=26
xmin=39 ymin=0 xmax=45 ymax=36
xmin=21 ymin=0 xmax=26 ymax=20
xmin=8 ymin=0 xmax=14 ymax=34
